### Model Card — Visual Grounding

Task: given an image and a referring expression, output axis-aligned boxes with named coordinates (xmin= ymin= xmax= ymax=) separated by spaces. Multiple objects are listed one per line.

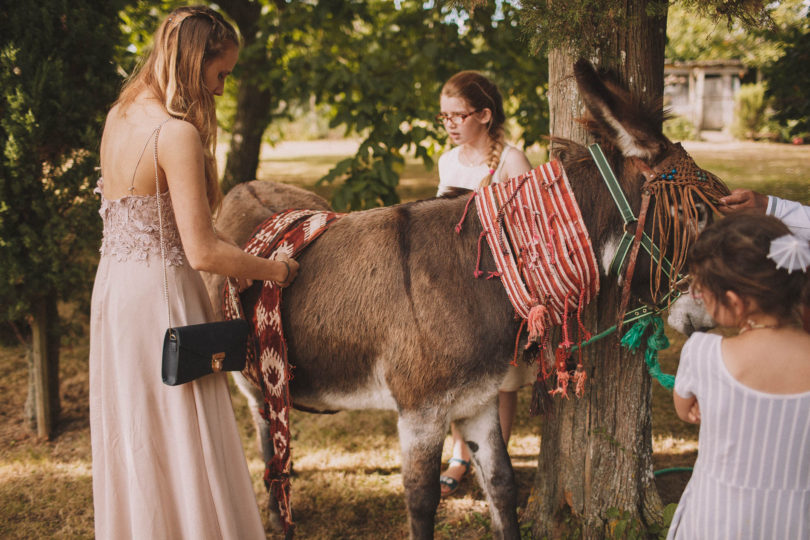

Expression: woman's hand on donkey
xmin=274 ymin=253 xmax=299 ymax=288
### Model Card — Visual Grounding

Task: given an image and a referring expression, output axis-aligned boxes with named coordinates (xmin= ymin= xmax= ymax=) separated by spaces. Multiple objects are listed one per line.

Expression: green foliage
xmin=605 ymin=503 xmax=678 ymax=539
xmin=211 ymin=0 xmax=547 ymax=210
xmin=516 ymin=0 xmax=665 ymax=59
xmin=666 ymin=0 xmax=807 ymax=67
xmin=306 ymin=1 xmax=548 ymax=210
xmin=516 ymin=0 xmax=772 ymax=58
xmin=0 ymin=0 xmax=123 ymax=321
xmin=116 ymin=1 xmax=185 ymax=69
xmin=663 ymin=115 xmax=699 ymax=142
xmin=764 ymin=13 xmax=810 ymax=138
xmin=730 ymin=82 xmax=771 ymax=140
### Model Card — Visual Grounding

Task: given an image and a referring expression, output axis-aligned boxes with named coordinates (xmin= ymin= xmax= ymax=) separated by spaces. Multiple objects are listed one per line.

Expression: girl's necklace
xmin=739 ymin=319 xmax=781 ymax=334
xmin=460 ymin=145 xmax=487 ymax=167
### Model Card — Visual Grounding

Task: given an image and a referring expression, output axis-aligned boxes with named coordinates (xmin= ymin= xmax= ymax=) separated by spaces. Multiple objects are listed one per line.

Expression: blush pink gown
xmin=89 ymin=181 xmax=266 ymax=539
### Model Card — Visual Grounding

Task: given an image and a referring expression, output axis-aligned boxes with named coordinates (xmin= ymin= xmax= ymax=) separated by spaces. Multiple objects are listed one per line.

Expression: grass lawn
xmin=1 ymin=139 xmax=808 ymax=539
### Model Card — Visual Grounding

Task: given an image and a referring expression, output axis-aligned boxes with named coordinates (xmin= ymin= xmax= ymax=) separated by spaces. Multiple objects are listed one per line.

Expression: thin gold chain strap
xmin=153 ymin=119 xmax=173 ymax=330
xmin=153 ymin=119 xmax=241 ymax=327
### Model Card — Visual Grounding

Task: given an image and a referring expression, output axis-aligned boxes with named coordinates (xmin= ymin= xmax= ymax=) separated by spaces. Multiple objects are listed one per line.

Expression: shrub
xmin=663 ymin=115 xmax=700 ymax=141
xmin=730 ymin=83 xmax=772 ymax=140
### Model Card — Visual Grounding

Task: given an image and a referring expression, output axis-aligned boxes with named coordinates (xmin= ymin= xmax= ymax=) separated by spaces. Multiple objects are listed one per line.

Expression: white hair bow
xmin=767 ymin=234 xmax=810 ymax=273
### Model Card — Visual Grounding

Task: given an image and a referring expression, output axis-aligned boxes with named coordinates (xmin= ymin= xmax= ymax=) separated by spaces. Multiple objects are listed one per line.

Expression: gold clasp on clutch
xmin=211 ymin=352 xmax=225 ymax=372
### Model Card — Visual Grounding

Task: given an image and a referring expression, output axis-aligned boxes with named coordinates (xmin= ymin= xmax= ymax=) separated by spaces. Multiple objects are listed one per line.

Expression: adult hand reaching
xmin=717 ymin=188 xmax=768 ymax=215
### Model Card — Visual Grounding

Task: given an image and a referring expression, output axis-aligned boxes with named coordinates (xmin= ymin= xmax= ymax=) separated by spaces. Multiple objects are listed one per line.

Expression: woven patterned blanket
xmin=223 ymin=209 xmax=342 ymax=533
xmin=473 ymin=160 xmax=600 ymax=396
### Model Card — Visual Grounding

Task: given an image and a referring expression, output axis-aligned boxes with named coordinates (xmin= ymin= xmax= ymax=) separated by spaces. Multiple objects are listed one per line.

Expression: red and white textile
xmin=223 ymin=209 xmax=342 ymax=534
xmin=475 ymin=160 xmax=600 ymax=326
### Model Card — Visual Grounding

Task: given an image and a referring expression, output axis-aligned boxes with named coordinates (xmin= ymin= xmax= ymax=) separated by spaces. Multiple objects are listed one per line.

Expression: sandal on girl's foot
xmin=439 ymin=457 xmax=471 ymax=497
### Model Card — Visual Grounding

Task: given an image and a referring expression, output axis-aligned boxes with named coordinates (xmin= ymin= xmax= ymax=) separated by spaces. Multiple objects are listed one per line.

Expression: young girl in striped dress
xmin=434 ymin=70 xmax=533 ymax=496
xmin=669 ymin=213 xmax=810 ymax=539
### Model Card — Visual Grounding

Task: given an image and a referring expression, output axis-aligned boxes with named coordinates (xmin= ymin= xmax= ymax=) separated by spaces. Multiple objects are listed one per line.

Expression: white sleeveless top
xmin=436 ymin=144 xmax=518 ymax=195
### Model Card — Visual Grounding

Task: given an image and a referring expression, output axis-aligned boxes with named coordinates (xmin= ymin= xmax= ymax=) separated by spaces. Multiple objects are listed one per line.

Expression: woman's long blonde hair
xmin=116 ymin=5 xmax=239 ymax=209
xmin=441 ymin=71 xmax=507 ymax=188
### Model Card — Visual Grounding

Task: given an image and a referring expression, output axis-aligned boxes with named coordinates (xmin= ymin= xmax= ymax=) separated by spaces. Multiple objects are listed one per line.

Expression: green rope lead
xmin=620 ymin=315 xmax=675 ymax=390
xmin=653 ymin=466 xmax=694 ymax=477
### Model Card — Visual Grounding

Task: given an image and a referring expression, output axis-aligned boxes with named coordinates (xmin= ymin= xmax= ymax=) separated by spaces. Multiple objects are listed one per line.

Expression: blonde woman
xmin=435 ymin=71 xmax=533 ymax=496
xmin=90 ymin=6 xmax=295 ymax=538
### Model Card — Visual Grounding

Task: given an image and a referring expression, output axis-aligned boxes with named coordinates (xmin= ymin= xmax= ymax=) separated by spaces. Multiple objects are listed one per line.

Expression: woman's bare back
xmin=99 ymin=97 xmax=172 ymax=200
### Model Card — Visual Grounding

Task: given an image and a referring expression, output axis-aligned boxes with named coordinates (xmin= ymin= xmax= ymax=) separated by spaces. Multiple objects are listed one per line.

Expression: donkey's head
xmin=554 ymin=60 xmax=727 ymax=334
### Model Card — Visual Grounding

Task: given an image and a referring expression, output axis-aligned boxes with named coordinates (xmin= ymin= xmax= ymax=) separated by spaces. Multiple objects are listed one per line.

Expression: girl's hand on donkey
xmin=274 ymin=253 xmax=299 ymax=288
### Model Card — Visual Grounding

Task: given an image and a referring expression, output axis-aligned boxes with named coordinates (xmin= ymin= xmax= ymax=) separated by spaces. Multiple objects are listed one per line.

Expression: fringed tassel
xmin=549 ymin=345 xmax=571 ymax=398
xmin=455 ymin=191 xmax=477 ymax=234
xmin=527 ymin=304 xmax=549 ymax=344
xmin=573 ymin=364 xmax=587 ymax=398
xmin=512 ymin=318 xmax=527 ymax=367
xmin=474 ymin=230 xmax=487 ymax=278
xmin=530 ymin=378 xmax=544 ymax=416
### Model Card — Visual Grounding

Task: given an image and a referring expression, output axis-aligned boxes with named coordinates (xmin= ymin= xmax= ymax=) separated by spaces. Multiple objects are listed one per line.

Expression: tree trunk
xmin=27 ymin=295 xmax=60 ymax=439
xmin=46 ymin=295 xmax=61 ymax=421
xmin=219 ymin=0 xmax=277 ymax=194
xmin=525 ymin=2 xmax=667 ymax=537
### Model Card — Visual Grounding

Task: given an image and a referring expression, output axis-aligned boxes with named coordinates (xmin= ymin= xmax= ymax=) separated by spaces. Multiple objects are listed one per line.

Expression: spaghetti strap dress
xmin=88 ymin=127 xmax=266 ymax=539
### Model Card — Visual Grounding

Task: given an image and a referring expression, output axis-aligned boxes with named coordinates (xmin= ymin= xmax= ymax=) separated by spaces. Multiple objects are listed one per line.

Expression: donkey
xmin=206 ymin=61 xmax=717 ymax=539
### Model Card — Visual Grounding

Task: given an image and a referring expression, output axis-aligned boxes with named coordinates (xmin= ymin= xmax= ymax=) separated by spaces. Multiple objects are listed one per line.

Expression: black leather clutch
xmin=161 ymin=319 xmax=249 ymax=386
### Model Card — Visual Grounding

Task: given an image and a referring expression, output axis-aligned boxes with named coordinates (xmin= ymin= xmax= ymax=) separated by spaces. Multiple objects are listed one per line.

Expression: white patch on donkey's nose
xmin=667 ymin=294 xmax=715 ymax=336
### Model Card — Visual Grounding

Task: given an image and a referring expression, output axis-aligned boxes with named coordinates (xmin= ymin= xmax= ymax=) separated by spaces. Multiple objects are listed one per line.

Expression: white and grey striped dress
xmin=668 ymin=332 xmax=810 ymax=539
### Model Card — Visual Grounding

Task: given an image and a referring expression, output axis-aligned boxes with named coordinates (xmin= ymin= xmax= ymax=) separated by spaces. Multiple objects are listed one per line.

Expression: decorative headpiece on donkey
xmin=565 ymin=59 xmax=729 ymax=303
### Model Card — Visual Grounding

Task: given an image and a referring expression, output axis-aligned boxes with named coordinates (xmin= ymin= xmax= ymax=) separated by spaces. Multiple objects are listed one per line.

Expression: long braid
xmin=479 ymin=127 xmax=505 ymax=188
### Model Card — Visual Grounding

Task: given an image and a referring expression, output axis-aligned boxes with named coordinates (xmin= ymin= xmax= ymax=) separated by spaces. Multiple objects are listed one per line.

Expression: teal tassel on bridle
xmin=620 ymin=314 xmax=675 ymax=390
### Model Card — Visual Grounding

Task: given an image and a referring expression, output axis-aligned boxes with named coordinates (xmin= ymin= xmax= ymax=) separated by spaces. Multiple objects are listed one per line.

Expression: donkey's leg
xmin=456 ymin=398 xmax=519 ymax=540
xmin=231 ymin=372 xmax=274 ymax=463
xmin=397 ymin=409 xmax=447 ymax=540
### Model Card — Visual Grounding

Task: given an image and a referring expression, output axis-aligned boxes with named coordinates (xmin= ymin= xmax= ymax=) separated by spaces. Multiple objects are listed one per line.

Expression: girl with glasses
xmin=434 ymin=71 xmax=534 ymax=497
xmin=435 ymin=71 xmax=532 ymax=194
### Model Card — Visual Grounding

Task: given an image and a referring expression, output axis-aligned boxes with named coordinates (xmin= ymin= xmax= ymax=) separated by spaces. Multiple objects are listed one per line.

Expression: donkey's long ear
xmin=573 ymin=59 xmax=666 ymax=160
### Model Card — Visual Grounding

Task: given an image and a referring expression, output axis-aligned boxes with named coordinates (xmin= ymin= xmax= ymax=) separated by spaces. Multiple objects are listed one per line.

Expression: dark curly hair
xmin=689 ymin=213 xmax=810 ymax=321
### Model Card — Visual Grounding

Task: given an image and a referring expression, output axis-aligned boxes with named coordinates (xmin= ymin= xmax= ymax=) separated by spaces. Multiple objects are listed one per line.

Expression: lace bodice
xmin=95 ymin=179 xmax=185 ymax=266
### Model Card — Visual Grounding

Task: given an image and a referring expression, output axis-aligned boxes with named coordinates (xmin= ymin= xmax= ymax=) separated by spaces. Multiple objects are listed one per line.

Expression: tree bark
xmin=219 ymin=0 xmax=277 ymax=194
xmin=526 ymin=2 xmax=667 ymax=537
xmin=46 ymin=295 xmax=61 ymax=421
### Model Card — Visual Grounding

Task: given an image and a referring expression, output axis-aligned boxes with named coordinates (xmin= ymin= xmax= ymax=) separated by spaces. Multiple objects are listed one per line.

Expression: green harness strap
xmin=572 ymin=144 xmax=678 ymax=390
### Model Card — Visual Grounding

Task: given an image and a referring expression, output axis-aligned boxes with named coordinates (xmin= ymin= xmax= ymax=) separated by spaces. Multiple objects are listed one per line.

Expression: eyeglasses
xmin=435 ymin=110 xmax=481 ymax=127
